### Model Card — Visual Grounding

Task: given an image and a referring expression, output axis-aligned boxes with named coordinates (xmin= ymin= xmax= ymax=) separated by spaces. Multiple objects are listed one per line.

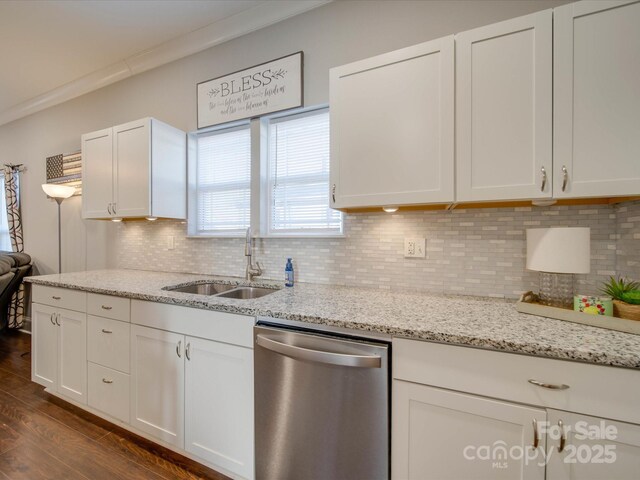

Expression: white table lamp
xmin=526 ymin=227 xmax=590 ymax=308
xmin=42 ymin=183 xmax=76 ymax=273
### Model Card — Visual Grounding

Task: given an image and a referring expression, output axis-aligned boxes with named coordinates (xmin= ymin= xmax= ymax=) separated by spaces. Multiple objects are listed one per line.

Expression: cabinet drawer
xmin=88 ymin=363 xmax=129 ymax=423
xmin=87 ymin=293 xmax=130 ymax=322
xmin=393 ymin=338 xmax=640 ymax=425
xmin=32 ymin=285 xmax=86 ymax=312
xmin=87 ymin=316 xmax=130 ymax=373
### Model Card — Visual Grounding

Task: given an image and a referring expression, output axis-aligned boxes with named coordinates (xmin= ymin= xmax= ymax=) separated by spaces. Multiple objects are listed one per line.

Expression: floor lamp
xmin=42 ymin=184 xmax=76 ymax=274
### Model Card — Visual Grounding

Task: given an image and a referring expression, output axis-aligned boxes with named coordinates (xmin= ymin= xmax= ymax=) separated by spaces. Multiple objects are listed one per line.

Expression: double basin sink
xmin=164 ymin=282 xmax=278 ymax=300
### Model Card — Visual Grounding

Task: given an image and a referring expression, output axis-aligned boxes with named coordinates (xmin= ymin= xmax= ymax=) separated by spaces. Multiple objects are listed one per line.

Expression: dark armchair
xmin=0 ymin=252 xmax=32 ymax=330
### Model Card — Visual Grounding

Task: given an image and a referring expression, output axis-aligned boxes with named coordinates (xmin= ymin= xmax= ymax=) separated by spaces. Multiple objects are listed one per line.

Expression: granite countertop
xmin=25 ymin=269 xmax=640 ymax=369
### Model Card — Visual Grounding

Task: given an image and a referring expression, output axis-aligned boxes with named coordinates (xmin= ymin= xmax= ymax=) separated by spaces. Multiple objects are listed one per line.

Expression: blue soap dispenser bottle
xmin=285 ymin=258 xmax=294 ymax=287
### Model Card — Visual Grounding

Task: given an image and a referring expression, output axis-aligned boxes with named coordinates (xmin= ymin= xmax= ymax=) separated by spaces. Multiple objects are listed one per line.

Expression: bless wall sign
xmin=197 ymin=52 xmax=303 ymax=129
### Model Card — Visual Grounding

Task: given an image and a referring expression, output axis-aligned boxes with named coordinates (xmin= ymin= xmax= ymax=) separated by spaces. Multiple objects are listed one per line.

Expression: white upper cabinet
xmin=113 ymin=119 xmax=150 ymax=218
xmin=81 ymin=127 xmax=113 ymax=218
xmin=456 ymin=10 xmax=553 ymax=202
xmin=330 ymin=36 xmax=454 ymax=209
xmin=554 ymin=0 xmax=640 ymax=198
xmin=82 ymin=117 xmax=186 ymax=219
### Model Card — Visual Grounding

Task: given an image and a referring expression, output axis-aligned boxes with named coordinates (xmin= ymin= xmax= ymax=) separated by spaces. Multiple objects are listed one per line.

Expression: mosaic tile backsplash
xmin=116 ymin=201 xmax=640 ymax=299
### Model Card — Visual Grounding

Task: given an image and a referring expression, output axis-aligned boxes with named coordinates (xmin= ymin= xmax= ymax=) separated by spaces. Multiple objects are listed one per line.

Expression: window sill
xmin=186 ymin=233 xmax=346 ymax=240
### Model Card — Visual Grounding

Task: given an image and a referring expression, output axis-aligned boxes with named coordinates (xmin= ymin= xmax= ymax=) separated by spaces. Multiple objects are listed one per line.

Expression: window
xmin=0 ymin=179 xmax=11 ymax=251
xmin=188 ymin=107 xmax=342 ymax=238
xmin=267 ymin=109 xmax=342 ymax=235
xmin=193 ymin=124 xmax=251 ymax=235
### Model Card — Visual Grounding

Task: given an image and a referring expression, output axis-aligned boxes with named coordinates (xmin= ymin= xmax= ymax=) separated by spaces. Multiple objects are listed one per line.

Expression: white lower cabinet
xmin=130 ymin=324 xmax=185 ymax=448
xmin=32 ymin=302 xmax=87 ymax=404
xmin=184 ymin=336 xmax=254 ymax=479
xmin=392 ymin=338 xmax=640 ymax=480
xmin=88 ymin=362 xmax=130 ymax=423
xmin=129 ymin=309 xmax=255 ymax=479
xmin=393 ymin=380 xmax=546 ymax=480
xmin=546 ymin=410 xmax=640 ymax=480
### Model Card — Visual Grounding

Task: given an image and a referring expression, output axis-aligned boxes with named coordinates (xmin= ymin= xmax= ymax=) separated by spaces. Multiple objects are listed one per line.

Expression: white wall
xmin=0 ymin=0 xmax=569 ymax=274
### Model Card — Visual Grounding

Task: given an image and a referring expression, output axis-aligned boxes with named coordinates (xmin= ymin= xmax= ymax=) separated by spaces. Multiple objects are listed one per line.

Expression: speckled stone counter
xmin=25 ymin=269 xmax=640 ymax=369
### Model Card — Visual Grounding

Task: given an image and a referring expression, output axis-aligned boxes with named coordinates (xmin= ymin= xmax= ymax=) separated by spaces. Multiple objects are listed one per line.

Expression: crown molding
xmin=0 ymin=0 xmax=331 ymax=127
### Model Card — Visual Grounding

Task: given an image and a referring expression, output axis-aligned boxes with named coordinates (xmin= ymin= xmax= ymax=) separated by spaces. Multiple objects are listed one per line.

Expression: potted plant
xmin=600 ymin=276 xmax=640 ymax=321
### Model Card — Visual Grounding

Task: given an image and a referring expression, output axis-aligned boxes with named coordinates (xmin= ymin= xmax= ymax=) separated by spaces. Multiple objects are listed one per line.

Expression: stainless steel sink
xmin=165 ymin=282 xmax=236 ymax=295
xmin=216 ymin=287 xmax=278 ymax=300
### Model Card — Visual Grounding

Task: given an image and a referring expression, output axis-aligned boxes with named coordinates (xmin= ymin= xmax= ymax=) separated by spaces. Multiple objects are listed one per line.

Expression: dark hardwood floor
xmin=0 ymin=330 xmax=230 ymax=480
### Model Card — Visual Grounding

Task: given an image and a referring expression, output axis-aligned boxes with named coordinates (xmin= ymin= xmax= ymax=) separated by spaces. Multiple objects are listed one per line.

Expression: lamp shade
xmin=42 ymin=183 xmax=75 ymax=199
xmin=526 ymin=227 xmax=590 ymax=274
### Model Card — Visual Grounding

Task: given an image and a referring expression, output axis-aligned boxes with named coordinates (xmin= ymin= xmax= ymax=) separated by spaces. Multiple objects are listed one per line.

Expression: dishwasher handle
xmin=256 ymin=334 xmax=382 ymax=368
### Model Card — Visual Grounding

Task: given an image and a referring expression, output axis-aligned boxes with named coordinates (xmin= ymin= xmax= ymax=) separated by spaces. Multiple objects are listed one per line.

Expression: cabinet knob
xmin=562 ymin=165 xmax=568 ymax=192
xmin=101 ymin=329 xmax=112 ymax=334
xmin=102 ymin=378 xmax=113 ymax=384
xmin=52 ymin=296 xmax=61 ymax=300
xmin=540 ymin=166 xmax=547 ymax=192
xmin=101 ymin=305 xmax=113 ymax=310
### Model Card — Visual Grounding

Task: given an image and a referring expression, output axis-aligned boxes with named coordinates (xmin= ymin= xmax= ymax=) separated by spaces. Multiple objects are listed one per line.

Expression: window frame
xmin=187 ymin=121 xmax=253 ymax=238
xmin=263 ymin=107 xmax=343 ymax=238
xmin=187 ymin=105 xmax=343 ymax=239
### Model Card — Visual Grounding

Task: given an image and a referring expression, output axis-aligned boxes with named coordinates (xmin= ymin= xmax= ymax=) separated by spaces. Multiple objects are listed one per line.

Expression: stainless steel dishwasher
xmin=254 ymin=322 xmax=389 ymax=480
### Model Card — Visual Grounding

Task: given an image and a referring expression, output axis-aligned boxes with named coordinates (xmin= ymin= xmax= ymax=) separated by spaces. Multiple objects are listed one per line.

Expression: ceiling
xmin=0 ymin=0 xmax=328 ymax=126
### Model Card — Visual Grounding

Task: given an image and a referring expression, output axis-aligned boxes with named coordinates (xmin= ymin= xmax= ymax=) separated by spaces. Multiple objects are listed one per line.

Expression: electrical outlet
xmin=404 ymin=238 xmax=426 ymax=258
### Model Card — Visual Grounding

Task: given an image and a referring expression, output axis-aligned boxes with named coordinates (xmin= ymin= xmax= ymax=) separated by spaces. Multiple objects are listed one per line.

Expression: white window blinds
xmin=195 ymin=125 xmax=251 ymax=235
xmin=267 ymin=109 xmax=342 ymax=235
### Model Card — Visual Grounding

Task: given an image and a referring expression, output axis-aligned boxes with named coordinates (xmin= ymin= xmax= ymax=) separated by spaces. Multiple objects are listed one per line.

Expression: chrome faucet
xmin=245 ymin=227 xmax=263 ymax=281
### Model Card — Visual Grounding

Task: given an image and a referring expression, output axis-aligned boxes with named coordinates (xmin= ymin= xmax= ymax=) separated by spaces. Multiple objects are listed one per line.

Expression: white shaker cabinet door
xmin=456 ymin=10 xmax=552 ymax=202
xmin=114 ymin=118 xmax=151 ymax=218
xmin=184 ymin=336 xmax=254 ymax=479
xmin=31 ymin=303 xmax=58 ymax=389
xmin=57 ymin=307 xmax=87 ymax=404
xmin=130 ymin=324 xmax=185 ymax=448
xmin=81 ymin=127 xmax=113 ymax=219
xmin=330 ymin=36 xmax=454 ymax=209
xmin=392 ymin=380 xmax=546 ymax=480
xmin=546 ymin=409 xmax=640 ymax=480
xmin=554 ymin=0 xmax=640 ymax=198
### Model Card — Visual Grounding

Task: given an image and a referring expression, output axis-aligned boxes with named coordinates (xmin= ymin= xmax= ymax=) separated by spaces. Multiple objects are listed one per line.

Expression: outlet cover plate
xmin=404 ymin=238 xmax=426 ymax=258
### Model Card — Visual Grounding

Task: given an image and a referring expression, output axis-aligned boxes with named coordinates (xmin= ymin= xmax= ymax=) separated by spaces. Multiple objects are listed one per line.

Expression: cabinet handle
xmin=176 ymin=340 xmax=182 ymax=358
xmin=562 ymin=165 xmax=568 ymax=192
xmin=528 ymin=379 xmax=570 ymax=390
xmin=332 ymin=184 xmax=336 ymax=203
xmin=101 ymin=329 xmax=112 ymax=334
xmin=557 ymin=419 xmax=566 ymax=453
xmin=113 ymin=203 xmax=117 ymax=215
xmin=185 ymin=342 xmax=191 ymax=361
xmin=102 ymin=378 xmax=113 ymax=384
xmin=532 ymin=418 xmax=539 ymax=449
xmin=107 ymin=203 xmax=112 ymax=215
xmin=55 ymin=314 xmax=60 ymax=326
xmin=540 ymin=166 xmax=547 ymax=192
xmin=50 ymin=313 xmax=56 ymax=325
xmin=52 ymin=296 xmax=61 ymax=300
xmin=101 ymin=305 xmax=113 ymax=310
